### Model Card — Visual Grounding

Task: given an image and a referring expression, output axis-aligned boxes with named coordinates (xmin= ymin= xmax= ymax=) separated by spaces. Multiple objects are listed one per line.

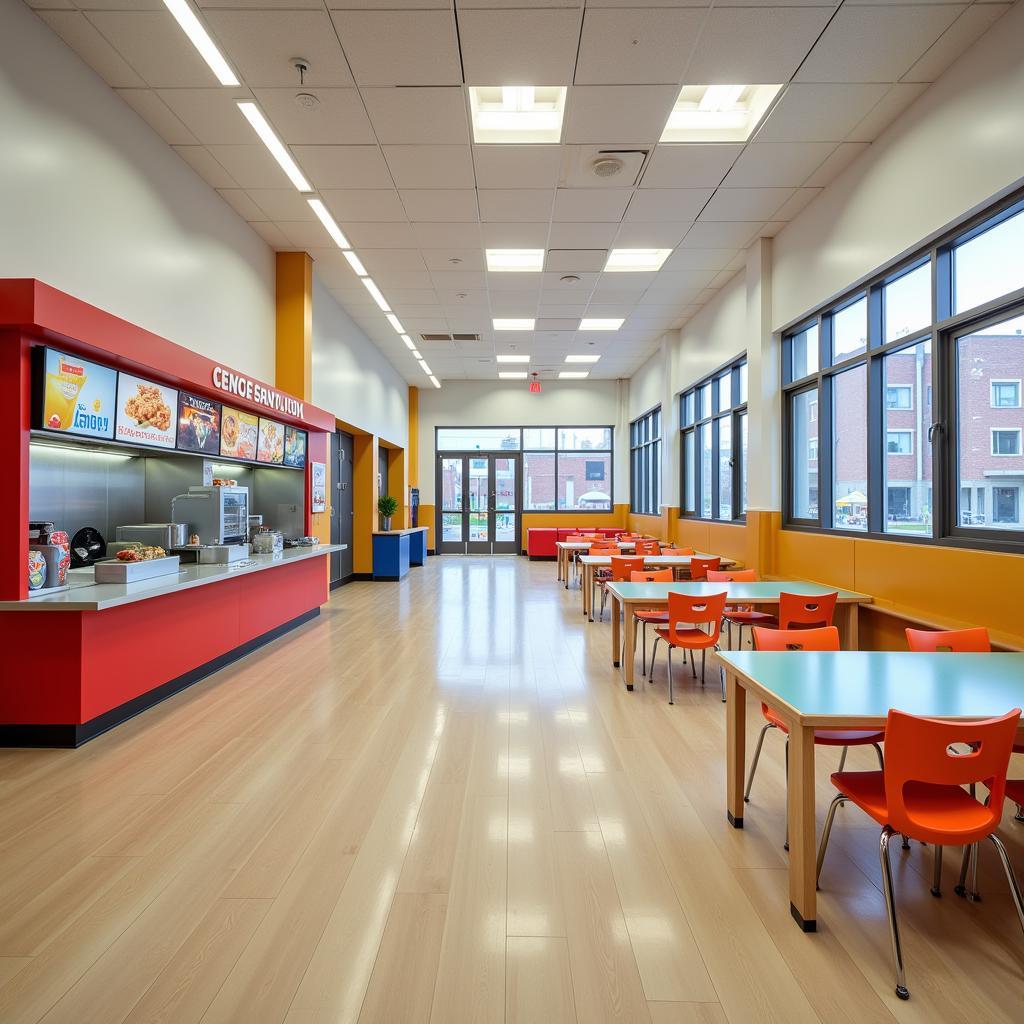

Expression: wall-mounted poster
xmin=115 ymin=372 xmax=178 ymax=448
xmin=311 ymin=461 xmax=326 ymax=513
xmin=220 ymin=405 xmax=259 ymax=460
xmin=177 ymin=392 xmax=221 ymax=454
xmin=284 ymin=425 xmax=307 ymax=469
xmin=257 ymin=418 xmax=285 ymax=464
xmin=40 ymin=349 xmax=117 ymax=439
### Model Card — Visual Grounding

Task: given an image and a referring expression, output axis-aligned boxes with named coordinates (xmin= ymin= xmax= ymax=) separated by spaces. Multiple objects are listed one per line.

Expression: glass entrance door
xmin=438 ymin=453 xmax=520 ymax=554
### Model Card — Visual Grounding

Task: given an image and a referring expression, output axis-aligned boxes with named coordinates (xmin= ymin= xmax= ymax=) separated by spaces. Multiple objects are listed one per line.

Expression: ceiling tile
xmin=172 ymin=145 xmax=237 ymax=188
xmin=479 ymin=223 xmax=551 ymax=247
xmin=802 ymin=142 xmax=870 ymax=187
xmin=429 ymin=270 xmax=487 ymax=289
xmin=117 ymin=89 xmax=197 ymax=144
xmin=575 ymin=8 xmax=705 ymax=86
xmin=624 ymin=188 xmax=713 ymax=222
xmin=320 ymin=189 xmax=408 ymax=222
xmin=771 ymin=187 xmax=822 ymax=221
xmin=412 ymin=223 xmax=484 ymax=248
xmin=248 ymin=221 xmax=293 ymax=248
xmin=547 ymin=222 xmax=619 ymax=248
xmin=203 ymin=144 xmax=293 ymax=188
xmin=639 ymin=144 xmax=743 ymax=188
xmin=663 ymin=248 xmax=741 ymax=272
xmin=359 ymin=249 xmax=430 ymax=272
xmin=458 ymin=10 xmax=583 ymax=85
xmin=289 ymin=146 xmax=393 ymax=189
xmin=472 ymin=146 xmax=564 ymax=189
xmin=84 ymin=11 xmax=221 ymax=87
xmin=755 ymin=83 xmax=889 ymax=142
xmin=796 ymin=5 xmax=964 ymax=84
xmin=361 ymin=88 xmax=470 ymax=145
xmin=331 ymin=11 xmax=461 ymax=86
xmin=245 ymin=188 xmax=317 ymax=221
xmin=342 ymin=222 xmax=419 ymax=248
xmin=552 ymin=188 xmax=632 ymax=222
xmin=218 ymin=189 xmax=266 ymax=221
xmin=203 ymin=10 xmax=353 ymax=87
xmin=157 ymin=89 xmax=259 ymax=145
xmin=281 ymin=221 xmax=341 ymax=248
xmin=374 ymin=271 xmax=436 ymax=290
xmin=39 ymin=12 xmax=145 ymax=88
xmin=542 ymin=271 xmax=599 ymax=290
xmin=679 ymin=221 xmax=765 ymax=249
xmin=721 ymin=141 xmax=837 ymax=187
xmin=845 ymin=83 xmax=929 ymax=142
xmin=250 ymin=88 xmax=376 ymax=144
xmin=478 ymin=190 xmax=555 ymax=222
xmin=700 ymin=187 xmax=795 ymax=222
xmin=383 ymin=146 xmax=476 ymax=188
xmin=423 ymin=250 xmax=488 ymax=271
xmin=564 ymin=86 xmax=679 ymax=145
xmin=545 ymin=250 xmax=608 ymax=272
xmin=901 ymin=4 xmax=1010 ymax=84
xmin=613 ymin=222 xmax=692 ymax=248
xmin=683 ymin=7 xmax=835 ymax=83
xmin=399 ymin=189 xmax=480 ymax=222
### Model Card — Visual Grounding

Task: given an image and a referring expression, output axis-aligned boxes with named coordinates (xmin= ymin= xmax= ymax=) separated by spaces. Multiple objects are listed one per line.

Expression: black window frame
xmin=780 ymin=188 xmax=1024 ymax=553
xmin=629 ymin=406 xmax=662 ymax=516
xmin=679 ymin=355 xmax=748 ymax=523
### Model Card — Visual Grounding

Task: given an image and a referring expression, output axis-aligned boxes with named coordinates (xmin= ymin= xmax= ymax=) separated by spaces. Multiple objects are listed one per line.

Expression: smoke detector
xmin=560 ymin=274 xmax=581 ymax=284
xmin=294 ymin=92 xmax=319 ymax=109
xmin=591 ymin=155 xmax=625 ymax=178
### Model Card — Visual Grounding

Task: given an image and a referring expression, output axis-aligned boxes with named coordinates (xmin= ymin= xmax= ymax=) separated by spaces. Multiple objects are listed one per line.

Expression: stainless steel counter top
xmin=1 ymin=544 xmax=346 ymax=612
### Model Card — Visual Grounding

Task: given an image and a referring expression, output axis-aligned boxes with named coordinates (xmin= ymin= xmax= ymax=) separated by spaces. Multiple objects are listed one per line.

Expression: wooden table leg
xmin=787 ymin=722 xmax=818 ymax=932
xmin=611 ymin=592 xmax=621 ymax=671
xmin=623 ymin=605 xmax=636 ymax=691
xmin=726 ymin=671 xmax=746 ymax=829
xmin=840 ymin=603 xmax=860 ymax=649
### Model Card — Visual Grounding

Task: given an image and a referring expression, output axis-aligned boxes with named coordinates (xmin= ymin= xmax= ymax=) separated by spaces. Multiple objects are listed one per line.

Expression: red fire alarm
xmin=529 ymin=372 xmax=541 ymax=394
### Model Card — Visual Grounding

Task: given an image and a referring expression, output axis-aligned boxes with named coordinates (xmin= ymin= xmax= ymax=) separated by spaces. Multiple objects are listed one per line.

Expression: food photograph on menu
xmin=176 ymin=391 xmax=221 ymax=454
xmin=283 ymin=425 xmax=307 ymax=469
xmin=220 ymin=404 xmax=259 ymax=460
xmin=114 ymin=372 xmax=177 ymax=448
xmin=257 ymin=417 xmax=285 ymax=464
xmin=41 ymin=348 xmax=117 ymax=440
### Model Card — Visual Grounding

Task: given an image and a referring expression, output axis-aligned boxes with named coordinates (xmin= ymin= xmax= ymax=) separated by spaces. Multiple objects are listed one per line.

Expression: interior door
xmin=330 ymin=430 xmax=354 ymax=583
xmin=490 ymin=454 xmax=520 ymax=554
xmin=437 ymin=453 xmax=520 ymax=554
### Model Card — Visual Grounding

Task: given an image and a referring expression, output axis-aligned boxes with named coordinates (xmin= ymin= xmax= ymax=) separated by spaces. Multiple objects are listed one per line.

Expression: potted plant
xmin=377 ymin=493 xmax=398 ymax=532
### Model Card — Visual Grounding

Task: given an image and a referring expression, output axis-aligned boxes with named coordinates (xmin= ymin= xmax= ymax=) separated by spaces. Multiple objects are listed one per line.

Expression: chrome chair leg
xmin=816 ymin=793 xmax=847 ymax=884
xmin=743 ymin=722 xmax=773 ymax=802
xmin=689 ymin=648 xmax=696 ymax=678
xmin=931 ymin=844 xmax=942 ymax=897
xmin=667 ymin=645 xmax=675 ymax=705
xmin=700 ymin=649 xmax=706 ymax=687
xmin=955 ymin=843 xmax=981 ymax=901
xmin=879 ymin=827 xmax=910 ymax=1000
xmin=837 ymin=746 xmax=848 ymax=773
xmin=641 ymin=623 xmax=647 ymax=675
xmin=649 ymin=637 xmax=660 ymax=680
xmin=989 ymin=833 xmax=1024 ymax=936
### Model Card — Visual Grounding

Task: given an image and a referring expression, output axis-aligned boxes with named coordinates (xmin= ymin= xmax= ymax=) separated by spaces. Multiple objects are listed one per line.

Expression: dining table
xmin=717 ymin=650 xmax=1024 ymax=933
xmin=555 ymin=539 xmax=638 ymax=587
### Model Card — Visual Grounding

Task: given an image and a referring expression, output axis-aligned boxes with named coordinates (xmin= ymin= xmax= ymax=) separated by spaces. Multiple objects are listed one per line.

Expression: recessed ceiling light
xmin=385 ymin=313 xmax=405 ymax=334
xmin=498 ymin=371 xmax=529 ymax=380
xmin=361 ymin=277 xmax=390 ymax=312
xmin=418 ymin=359 xmax=433 ymax=375
xmin=559 ymin=371 xmax=590 ymax=379
xmin=400 ymin=334 xmax=416 ymax=351
xmin=411 ymin=349 xmax=422 ymax=359
xmin=604 ymin=249 xmax=672 ymax=273
xmin=565 ymin=355 xmax=601 ymax=363
xmin=307 ymin=199 xmax=349 ymax=249
xmin=486 ymin=249 xmax=544 ymax=272
xmin=469 ymin=86 xmax=566 ymax=145
xmin=661 ymin=84 xmax=783 ymax=143
xmin=579 ymin=318 xmax=623 ymax=331
xmin=496 ymin=354 xmax=531 ymax=363
xmin=162 ymin=0 xmax=238 ymax=86
xmin=236 ymin=102 xmax=311 ymax=192
xmin=429 ymin=375 xmax=441 ymax=389
xmin=493 ymin=318 xmax=535 ymax=331
xmin=343 ymin=250 xmax=367 ymax=276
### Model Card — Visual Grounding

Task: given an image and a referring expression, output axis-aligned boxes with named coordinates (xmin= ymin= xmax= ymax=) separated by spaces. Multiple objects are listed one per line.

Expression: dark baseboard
xmin=527 ymin=554 xmax=556 ymax=560
xmin=350 ymin=571 xmax=374 ymax=582
xmin=427 ymin=549 xmax=437 ymax=556
xmin=0 ymin=607 xmax=320 ymax=749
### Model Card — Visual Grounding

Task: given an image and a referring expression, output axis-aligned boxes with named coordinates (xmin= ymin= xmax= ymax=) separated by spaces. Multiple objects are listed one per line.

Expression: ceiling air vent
xmin=452 ymin=333 xmax=480 ymax=342
xmin=420 ymin=333 xmax=452 ymax=341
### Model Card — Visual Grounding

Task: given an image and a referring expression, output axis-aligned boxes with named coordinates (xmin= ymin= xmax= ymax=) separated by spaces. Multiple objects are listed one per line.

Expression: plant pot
xmin=380 ymin=516 xmax=392 ymax=532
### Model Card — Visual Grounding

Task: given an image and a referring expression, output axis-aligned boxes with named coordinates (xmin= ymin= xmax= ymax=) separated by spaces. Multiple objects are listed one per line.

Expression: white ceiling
xmin=28 ymin=0 xmax=1012 ymax=384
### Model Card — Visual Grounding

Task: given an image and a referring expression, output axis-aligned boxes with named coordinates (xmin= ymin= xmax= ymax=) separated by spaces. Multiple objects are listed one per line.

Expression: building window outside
xmin=992 ymin=428 xmax=1022 ymax=456
xmin=630 ymin=407 xmax=661 ymax=516
xmin=991 ymin=380 xmax=1021 ymax=407
xmin=886 ymin=386 xmax=912 ymax=409
xmin=887 ymin=431 xmax=914 ymax=454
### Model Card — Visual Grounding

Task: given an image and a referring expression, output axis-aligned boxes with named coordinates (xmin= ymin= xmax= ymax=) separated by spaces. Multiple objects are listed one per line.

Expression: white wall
xmin=417 ymin=378 xmax=628 ymax=503
xmin=0 ymin=0 xmax=276 ymax=380
xmin=672 ymin=273 xmax=747 ymax=395
xmin=628 ymin=346 xmax=666 ymax=421
xmin=771 ymin=0 xmax=1024 ymax=331
xmin=311 ymin=276 xmax=408 ymax=445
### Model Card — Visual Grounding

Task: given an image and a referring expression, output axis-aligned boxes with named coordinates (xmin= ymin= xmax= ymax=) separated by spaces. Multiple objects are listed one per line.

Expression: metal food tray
xmin=94 ymin=555 xmax=181 ymax=583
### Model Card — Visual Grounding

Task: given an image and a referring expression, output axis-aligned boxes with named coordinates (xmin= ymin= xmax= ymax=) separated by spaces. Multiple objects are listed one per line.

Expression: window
xmin=680 ymin=357 xmax=747 ymax=521
xmin=886 ymin=386 xmax=912 ymax=410
xmin=991 ymin=380 xmax=1021 ymax=407
xmin=992 ymin=429 xmax=1022 ymax=456
xmin=887 ymin=431 xmax=913 ymax=454
xmin=784 ymin=190 xmax=1024 ymax=551
xmin=629 ymin=407 xmax=661 ymax=515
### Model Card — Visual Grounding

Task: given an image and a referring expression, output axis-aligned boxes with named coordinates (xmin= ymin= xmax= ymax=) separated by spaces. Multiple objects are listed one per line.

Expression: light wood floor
xmin=1 ymin=556 xmax=1023 ymax=1024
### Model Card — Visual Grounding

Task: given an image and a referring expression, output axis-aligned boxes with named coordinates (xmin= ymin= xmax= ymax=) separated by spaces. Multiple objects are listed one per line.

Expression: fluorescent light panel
xmin=493 ymin=318 xmax=535 ymax=331
xmin=559 ymin=371 xmax=590 ymax=379
xmin=385 ymin=313 xmax=405 ymax=334
xmin=400 ymin=334 xmax=416 ymax=351
xmin=343 ymin=250 xmax=367 ymax=276
xmin=565 ymin=355 xmax=600 ymax=363
xmin=486 ymin=248 xmax=544 ymax=272
xmin=498 ymin=371 xmax=528 ymax=379
xmin=579 ymin=318 xmax=623 ymax=331
xmin=469 ymin=86 xmax=566 ymax=145
xmin=411 ymin=349 xmax=422 ymax=359
xmin=661 ymin=84 xmax=783 ymax=143
xmin=496 ymin=354 xmax=530 ymax=363
xmin=162 ymin=0 xmax=238 ymax=86
xmin=307 ymin=199 xmax=349 ymax=249
xmin=604 ymin=249 xmax=671 ymax=273
xmin=418 ymin=359 xmax=432 ymax=375
xmin=362 ymin=277 xmax=391 ymax=312
xmin=236 ymin=102 xmax=311 ymax=192
xmin=429 ymin=375 xmax=441 ymax=389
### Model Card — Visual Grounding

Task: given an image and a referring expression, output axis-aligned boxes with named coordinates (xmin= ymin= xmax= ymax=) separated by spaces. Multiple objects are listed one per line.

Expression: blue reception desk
xmin=372 ymin=527 xmax=428 ymax=580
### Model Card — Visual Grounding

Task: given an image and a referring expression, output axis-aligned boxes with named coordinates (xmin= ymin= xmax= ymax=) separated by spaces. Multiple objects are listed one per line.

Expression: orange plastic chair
xmin=706 ymin=568 xmax=775 ymax=649
xmin=816 ymin=708 xmax=1024 ymax=1001
xmin=906 ymin=627 xmax=991 ymax=653
xmin=634 ymin=539 xmax=661 ymax=556
xmin=629 ymin=568 xmax=673 ymax=674
xmin=661 ymin=547 xmax=694 ymax=556
xmin=688 ymin=555 xmax=721 ymax=582
xmin=648 ymin=590 xmax=728 ymax=704
xmin=745 ymin=627 xmax=885 ymax=848
xmin=596 ymin=556 xmax=645 ymax=621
